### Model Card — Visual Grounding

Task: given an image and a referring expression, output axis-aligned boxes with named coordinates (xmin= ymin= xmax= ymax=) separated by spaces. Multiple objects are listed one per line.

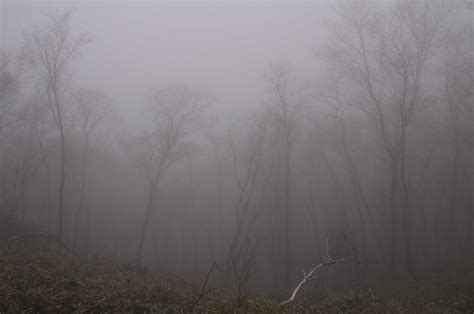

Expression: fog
xmin=0 ymin=0 xmax=473 ymax=298
xmin=2 ymin=1 xmax=326 ymax=128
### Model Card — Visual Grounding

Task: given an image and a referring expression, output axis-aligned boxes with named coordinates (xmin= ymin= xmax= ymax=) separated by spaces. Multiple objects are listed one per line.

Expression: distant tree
xmin=21 ymin=11 xmax=91 ymax=248
xmin=229 ymin=235 xmax=257 ymax=307
xmin=317 ymin=76 xmax=384 ymax=264
xmin=0 ymin=52 xmax=30 ymax=222
xmin=30 ymin=98 xmax=55 ymax=231
xmin=443 ymin=26 xmax=474 ymax=263
xmin=0 ymin=114 xmax=40 ymax=222
xmin=71 ymin=88 xmax=117 ymax=253
xmin=262 ymin=62 xmax=305 ymax=288
xmin=324 ymin=0 xmax=450 ymax=275
xmin=206 ymin=127 xmax=228 ymax=262
xmin=134 ymin=85 xmax=212 ymax=266
xmin=225 ymin=113 xmax=270 ymax=284
xmin=0 ymin=52 xmax=19 ymax=136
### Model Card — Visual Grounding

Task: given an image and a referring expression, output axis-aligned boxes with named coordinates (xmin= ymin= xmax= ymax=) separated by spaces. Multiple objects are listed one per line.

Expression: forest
xmin=0 ymin=0 xmax=473 ymax=312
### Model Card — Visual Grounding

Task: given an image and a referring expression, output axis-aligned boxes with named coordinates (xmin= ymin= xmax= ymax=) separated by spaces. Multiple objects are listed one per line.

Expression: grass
xmin=0 ymin=244 xmax=472 ymax=313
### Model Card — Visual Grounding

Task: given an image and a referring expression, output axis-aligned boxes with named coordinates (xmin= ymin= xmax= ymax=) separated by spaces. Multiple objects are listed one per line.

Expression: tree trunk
xmin=85 ymin=202 xmax=90 ymax=255
xmin=49 ymin=85 xmax=66 ymax=251
xmin=136 ymin=174 xmax=160 ymax=266
xmin=338 ymin=118 xmax=368 ymax=261
xmin=216 ymin=159 xmax=224 ymax=262
xmin=388 ymin=158 xmax=399 ymax=272
xmin=399 ymin=140 xmax=414 ymax=277
xmin=57 ymin=128 xmax=66 ymax=251
xmin=283 ymin=132 xmax=291 ymax=289
xmin=448 ymin=107 xmax=460 ymax=263
xmin=73 ymin=135 xmax=89 ymax=252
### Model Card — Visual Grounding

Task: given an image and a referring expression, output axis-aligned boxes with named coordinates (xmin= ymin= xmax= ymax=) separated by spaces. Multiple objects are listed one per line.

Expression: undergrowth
xmin=0 ymin=245 xmax=472 ymax=313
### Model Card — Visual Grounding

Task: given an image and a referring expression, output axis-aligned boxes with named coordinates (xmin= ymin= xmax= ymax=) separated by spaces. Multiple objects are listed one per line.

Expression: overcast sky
xmin=1 ymin=1 xmax=329 ymax=128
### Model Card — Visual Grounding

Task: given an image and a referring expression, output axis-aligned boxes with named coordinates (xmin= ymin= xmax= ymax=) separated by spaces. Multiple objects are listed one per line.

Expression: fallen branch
xmin=8 ymin=233 xmax=79 ymax=257
xmin=280 ymin=237 xmax=360 ymax=306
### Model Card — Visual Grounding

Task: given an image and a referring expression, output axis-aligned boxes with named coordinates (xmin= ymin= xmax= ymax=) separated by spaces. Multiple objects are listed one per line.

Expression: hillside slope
xmin=0 ymin=245 xmax=472 ymax=313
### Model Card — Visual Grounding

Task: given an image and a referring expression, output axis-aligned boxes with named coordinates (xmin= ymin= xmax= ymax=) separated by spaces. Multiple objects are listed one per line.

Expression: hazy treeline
xmin=0 ymin=0 xmax=472 ymax=294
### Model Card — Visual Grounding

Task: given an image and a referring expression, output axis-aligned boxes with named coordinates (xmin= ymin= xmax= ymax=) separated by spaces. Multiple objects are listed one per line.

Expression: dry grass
xmin=0 ymin=244 xmax=472 ymax=313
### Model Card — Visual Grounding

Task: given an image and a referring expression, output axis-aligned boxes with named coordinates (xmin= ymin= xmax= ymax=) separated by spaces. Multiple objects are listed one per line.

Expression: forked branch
xmin=280 ymin=237 xmax=359 ymax=306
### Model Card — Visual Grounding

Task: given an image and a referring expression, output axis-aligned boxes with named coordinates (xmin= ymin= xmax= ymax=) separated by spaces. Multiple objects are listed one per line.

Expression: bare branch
xmin=280 ymin=238 xmax=361 ymax=306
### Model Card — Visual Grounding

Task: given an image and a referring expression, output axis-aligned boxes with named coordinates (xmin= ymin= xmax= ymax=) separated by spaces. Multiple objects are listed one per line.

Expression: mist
xmin=0 ymin=0 xmax=473 ymax=310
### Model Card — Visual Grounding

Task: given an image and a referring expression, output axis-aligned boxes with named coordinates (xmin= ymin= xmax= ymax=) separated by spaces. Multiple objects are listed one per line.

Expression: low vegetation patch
xmin=0 ymin=246 xmax=472 ymax=313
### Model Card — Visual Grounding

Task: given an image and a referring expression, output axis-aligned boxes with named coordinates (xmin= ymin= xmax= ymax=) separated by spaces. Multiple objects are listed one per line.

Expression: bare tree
xmin=0 ymin=52 xmax=20 ymax=139
xmin=29 ymin=95 xmax=57 ymax=232
xmin=324 ymin=0 xmax=450 ymax=274
xmin=317 ymin=76 xmax=385 ymax=263
xmin=443 ymin=27 xmax=474 ymax=263
xmin=0 ymin=52 xmax=21 ymax=219
xmin=229 ymin=236 xmax=257 ymax=307
xmin=225 ymin=113 xmax=270 ymax=281
xmin=21 ymin=11 xmax=91 ymax=248
xmin=211 ymin=135 xmax=227 ymax=262
xmin=0 ymin=53 xmax=16 ymax=107
xmin=263 ymin=62 xmax=305 ymax=287
xmin=134 ymin=85 xmax=212 ymax=266
xmin=0 ymin=114 xmax=40 ymax=222
xmin=71 ymin=88 xmax=117 ymax=253
xmin=204 ymin=117 xmax=229 ymax=263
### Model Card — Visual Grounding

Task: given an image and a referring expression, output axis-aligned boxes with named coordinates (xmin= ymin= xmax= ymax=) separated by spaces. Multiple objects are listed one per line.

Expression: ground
xmin=0 ymin=244 xmax=472 ymax=313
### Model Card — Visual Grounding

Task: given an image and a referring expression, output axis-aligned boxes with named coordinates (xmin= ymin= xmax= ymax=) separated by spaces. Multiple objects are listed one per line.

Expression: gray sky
xmin=1 ymin=0 xmax=329 ymax=127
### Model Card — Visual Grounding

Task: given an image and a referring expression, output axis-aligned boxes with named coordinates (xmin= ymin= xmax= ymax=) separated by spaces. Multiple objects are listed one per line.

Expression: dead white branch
xmin=280 ymin=237 xmax=357 ymax=306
